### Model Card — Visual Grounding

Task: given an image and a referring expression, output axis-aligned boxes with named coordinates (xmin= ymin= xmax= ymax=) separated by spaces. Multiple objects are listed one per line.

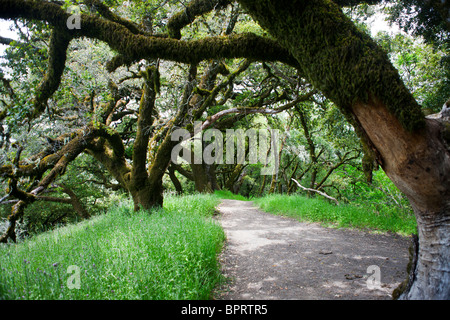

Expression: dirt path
xmin=215 ymin=199 xmax=411 ymax=300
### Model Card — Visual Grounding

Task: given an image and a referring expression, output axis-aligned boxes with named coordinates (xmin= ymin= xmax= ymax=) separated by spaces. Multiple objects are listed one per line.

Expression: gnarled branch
xmin=31 ymin=29 xmax=71 ymax=120
xmin=201 ymin=91 xmax=316 ymax=130
xmin=0 ymin=0 xmax=299 ymax=69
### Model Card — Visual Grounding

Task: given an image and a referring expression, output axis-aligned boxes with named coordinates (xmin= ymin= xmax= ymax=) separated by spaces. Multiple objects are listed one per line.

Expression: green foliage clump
xmin=375 ymin=32 xmax=450 ymax=113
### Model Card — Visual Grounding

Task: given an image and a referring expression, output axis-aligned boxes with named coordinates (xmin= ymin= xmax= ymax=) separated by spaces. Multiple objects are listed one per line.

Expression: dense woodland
xmin=0 ymin=0 xmax=449 ymax=300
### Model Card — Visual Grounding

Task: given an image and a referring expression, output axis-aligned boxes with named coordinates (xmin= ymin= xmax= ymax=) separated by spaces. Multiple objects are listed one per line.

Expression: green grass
xmin=214 ymin=190 xmax=249 ymax=201
xmin=254 ymin=194 xmax=417 ymax=236
xmin=0 ymin=193 xmax=225 ymax=300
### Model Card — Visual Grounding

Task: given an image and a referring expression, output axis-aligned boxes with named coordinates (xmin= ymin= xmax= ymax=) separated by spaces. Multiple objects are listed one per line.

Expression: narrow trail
xmin=214 ymin=199 xmax=411 ymax=300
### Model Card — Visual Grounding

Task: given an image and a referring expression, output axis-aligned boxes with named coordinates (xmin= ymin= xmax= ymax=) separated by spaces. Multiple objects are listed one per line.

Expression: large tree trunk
xmin=405 ymin=206 xmax=450 ymax=299
xmin=191 ymin=162 xmax=212 ymax=193
xmin=190 ymin=162 xmax=219 ymax=193
xmin=238 ymin=0 xmax=450 ymax=299
xmin=130 ymin=183 xmax=163 ymax=211
xmin=168 ymin=165 xmax=183 ymax=194
xmin=117 ymin=65 xmax=168 ymax=211
xmin=354 ymin=99 xmax=450 ymax=299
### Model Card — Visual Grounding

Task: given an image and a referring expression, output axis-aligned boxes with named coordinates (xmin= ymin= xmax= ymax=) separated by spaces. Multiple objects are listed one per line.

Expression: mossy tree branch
xmin=0 ymin=78 xmax=136 ymax=241
xmin=238 ymin=0 xmax=424 ymax=133
xmin=201 ymin=91 xmax=316 ymax=130
xmin=193 ymin=59 xmax=251 ymax=119
xmin=0 ymin=123 xmax=100 ymax=243
xmin=167 ymin=164 xmax=183 ymax=194
xmin=0 ymin=130 xmax=83 ymax=180
xmin=0 ymin=35 xmax=15 ymax=45
xmin=36 ymin=184 xmax=90 ymax=220
xmin=0 ymin=0 xmax=299 ymax=70
xmin=31 ymin=29 xmax=71 ymax=120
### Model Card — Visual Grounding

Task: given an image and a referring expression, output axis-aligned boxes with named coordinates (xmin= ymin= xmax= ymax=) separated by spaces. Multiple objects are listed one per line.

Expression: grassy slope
xmin=0 ymin=194 xmax=225 ymax=300
xmin=253 ymin=194 xmax=417 ymax=236
xmin=1 ymin=191 xmax=417 ymax=300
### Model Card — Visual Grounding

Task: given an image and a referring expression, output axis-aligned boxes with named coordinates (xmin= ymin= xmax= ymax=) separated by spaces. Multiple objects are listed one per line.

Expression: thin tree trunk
xmin=225 ymin=164 xmax=244 ymax=192
xmin=297 ymin=107 xmax=318 ymax=190
xmin=269 ymin=124 xmax=288 ymax=194
xmin=58 ymin=184 xmax=90 ymax=219
xmin=268 ymin=174 xmax=277 ymax=194
xmin=168 ymin=165 xmax=183 ymax=194
xmin=287 ymin=162 xmax=299 ymax=195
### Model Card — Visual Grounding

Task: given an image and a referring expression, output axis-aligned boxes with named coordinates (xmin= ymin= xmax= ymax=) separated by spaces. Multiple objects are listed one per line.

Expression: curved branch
xmin=0 ymin=129 xmax=85 ymax=179
xmin=170 ymin=163 xmax=194 ymax=181
xmin=85 ymin=124 xmax=131 ymax=188
xmin=193 ymin=59 xmax=251 ymax=118
xmin=201 ymin=91 xmax=316 ymax=130
xmin=37 ymin=126 xmax=99 ymax=189
xmin=31 ymin=29 xmax=71 ymax=119
xmin=0 ymin=123 xmax=114 ymax=243
xmin=56 ymin=183 xmax=90 ymax=219
xmin=106 ymin=54 xmax=137 ymax=72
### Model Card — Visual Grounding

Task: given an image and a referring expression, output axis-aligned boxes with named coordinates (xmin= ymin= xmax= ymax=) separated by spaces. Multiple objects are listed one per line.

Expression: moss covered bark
xmin=32 ymin=29 xmax=71 ymax=119
xmin=0 ymin=0 xmax=298 ymax=69
xmin=238 ymin=0 xmax=424 ymax=133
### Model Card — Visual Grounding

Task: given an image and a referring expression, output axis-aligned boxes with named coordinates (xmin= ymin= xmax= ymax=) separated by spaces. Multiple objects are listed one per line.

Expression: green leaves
xmin=376 ymin=32 xmax=449 ymax=112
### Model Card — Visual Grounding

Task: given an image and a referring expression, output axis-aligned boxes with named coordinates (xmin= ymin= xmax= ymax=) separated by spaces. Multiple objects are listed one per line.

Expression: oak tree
xmin=0 ymin=0 xmax=449 ymax=299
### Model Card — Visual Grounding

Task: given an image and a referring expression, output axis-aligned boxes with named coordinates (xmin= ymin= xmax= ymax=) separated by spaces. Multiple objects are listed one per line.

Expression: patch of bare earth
xmin=214 ymin=199 xmax=411 ymax=300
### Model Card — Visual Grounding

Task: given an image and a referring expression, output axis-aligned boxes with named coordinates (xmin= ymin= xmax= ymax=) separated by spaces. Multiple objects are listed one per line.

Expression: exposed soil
xmin=214 ymin=199 xmax=411 ymax=300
